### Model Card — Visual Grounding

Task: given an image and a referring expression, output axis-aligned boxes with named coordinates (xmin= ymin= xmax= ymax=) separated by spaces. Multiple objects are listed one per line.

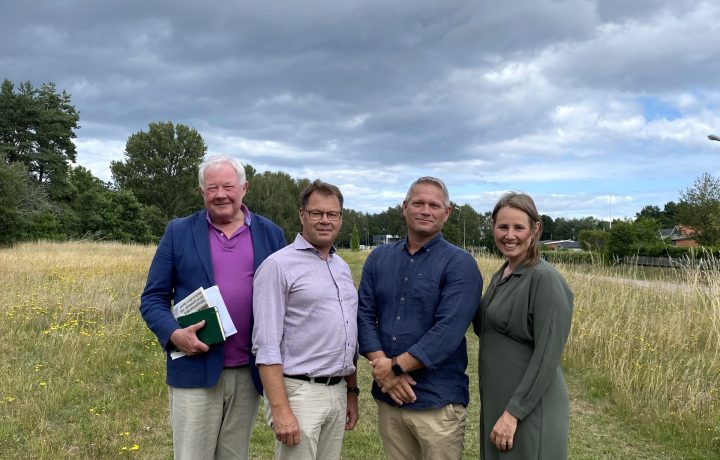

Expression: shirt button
xmin=404 ymin=277 xmax=408 ymax=281
xmin=392 ymin=337 xmax=397 ymax=341
xmin=396 ymin=316 xmax=400 ymax=320
xmin=410 ymin=259 xmax=414 ymax=263
xmin=400 ymin=297 xmax=404 ymax=302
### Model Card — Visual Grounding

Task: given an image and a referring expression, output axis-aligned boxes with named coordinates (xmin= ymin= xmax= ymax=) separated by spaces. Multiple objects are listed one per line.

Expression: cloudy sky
xmin=3 ymin=0 xmax=720 ymax=219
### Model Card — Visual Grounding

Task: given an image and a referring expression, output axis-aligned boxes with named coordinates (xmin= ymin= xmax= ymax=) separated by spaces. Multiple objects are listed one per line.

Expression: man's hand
xmin=386 ymin=374 xmax=417 ymax=405
xmin=169 ymin=321 xmax=209 ymax=355
xmin=369 ymin=356 xmax=397 ymax=390
xmin=345 ymin=392 xmax=360 ymax=430
xmin=272 ymin=407 xmax=301 ymax=445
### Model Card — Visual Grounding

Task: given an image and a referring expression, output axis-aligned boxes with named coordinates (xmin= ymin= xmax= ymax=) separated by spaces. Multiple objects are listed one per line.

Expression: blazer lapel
xmin=192 ymin=210 xmax=214 ymax=283
xmin=249 ymin=213 xmax=266 ymax=271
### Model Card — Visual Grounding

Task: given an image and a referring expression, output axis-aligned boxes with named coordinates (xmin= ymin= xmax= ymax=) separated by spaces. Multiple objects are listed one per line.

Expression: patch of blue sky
xmin=637 ymin=96 xmax=681 ymax=122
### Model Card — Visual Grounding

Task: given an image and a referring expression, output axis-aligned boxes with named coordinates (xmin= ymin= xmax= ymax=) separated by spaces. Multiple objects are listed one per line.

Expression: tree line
xmin=2 ymin=78 xmax=719 ymax=253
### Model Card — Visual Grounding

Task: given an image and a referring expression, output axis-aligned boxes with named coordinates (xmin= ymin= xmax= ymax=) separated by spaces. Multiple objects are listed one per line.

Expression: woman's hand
xmin=490 ymin=410 xmax=517 ymax=451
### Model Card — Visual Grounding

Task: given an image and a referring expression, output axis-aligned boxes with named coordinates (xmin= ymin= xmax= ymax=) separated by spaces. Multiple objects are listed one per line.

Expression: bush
xmin=541 ymin=250 xmax=600 ymax=264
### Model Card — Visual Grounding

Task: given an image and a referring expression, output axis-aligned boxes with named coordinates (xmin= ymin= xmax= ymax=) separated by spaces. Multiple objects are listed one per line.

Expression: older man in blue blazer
xmin=140 ymin=154 xmax=286 ymax=460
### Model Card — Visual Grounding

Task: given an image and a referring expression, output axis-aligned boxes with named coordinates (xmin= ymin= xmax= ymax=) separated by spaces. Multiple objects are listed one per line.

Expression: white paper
xmin=170 ymin=285 xmax=235 ymax=360
xmin=205 ymin=286 xmax=237 ymax=338
xmin=172 ymin=286 xmax=212 ymax=318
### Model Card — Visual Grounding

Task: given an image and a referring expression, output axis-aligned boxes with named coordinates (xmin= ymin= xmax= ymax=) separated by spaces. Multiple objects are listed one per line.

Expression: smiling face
xmin=402 ymin=182 xmax=451 ymax=241
xmin=201 ymin=163 xmax=248 ymax=224
xmin=493 ymin=206 xmax=540 ymax=267
xmin=300 ymin=191 xmax=342 ymax=254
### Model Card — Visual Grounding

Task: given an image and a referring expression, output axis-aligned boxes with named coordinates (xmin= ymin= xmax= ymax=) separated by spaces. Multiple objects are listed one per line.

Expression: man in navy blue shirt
xmin=358 ymin=176 xmax=483 ymax=460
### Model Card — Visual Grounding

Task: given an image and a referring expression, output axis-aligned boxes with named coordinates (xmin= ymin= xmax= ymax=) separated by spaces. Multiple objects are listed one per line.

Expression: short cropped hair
xmin=491 ymin=192 xmax=543 ymax=266
xmin=198 ymin=154 xmax=246 ymax=190
xmin=403 ymin=176 xmax=450 ymax=208
xmin=299 ymin=179 xmax=344 ymax=209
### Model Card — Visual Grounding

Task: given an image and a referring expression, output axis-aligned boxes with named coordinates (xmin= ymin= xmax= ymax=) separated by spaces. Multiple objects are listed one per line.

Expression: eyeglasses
xmin=304 ymin=210 xmax=343 ymax=222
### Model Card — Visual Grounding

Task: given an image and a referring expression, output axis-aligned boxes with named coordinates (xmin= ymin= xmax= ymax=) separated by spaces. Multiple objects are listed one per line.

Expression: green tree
xmin=0 ymin=154 xmax=30 ymax=244
xmin=552 ymin=216 xmax=603 ymax=240
xmin=606 ymin=221 xmax=636 ymax=260
xmin=111 ymin=121 xmax=206 ymax=238
xmin=244 ymin=169 xmax=309 ymax=243
xmin=578 ymin=229 xmax=609 ymax=253
xmin=0 ymin=79 xmax=80 ymax=201
xmin=540 ymin=215 xmax=554 ymax=240
xmin=370 ymin=205 xmax=405 ymax=239
xmin=351 ymin=224 xmax=360 ymax=251
xmin=445 ymin=203 xmax=485 ymax=249
xmin=677 ymin=173 xmax=720 ymax=246
xmin=68 ymin=166 xmax=151 ymax=242
xmin=337 ymin=209 xmax=368 ymax=249
xmin=636 ymin=204 xmax=676 ymax=228
xmin=606 ymin=219 xmax=661 ymax=260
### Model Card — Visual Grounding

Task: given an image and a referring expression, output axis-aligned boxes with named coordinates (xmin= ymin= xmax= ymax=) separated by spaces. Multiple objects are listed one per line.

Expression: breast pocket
xmin=410 ymin=277 xmax=440 ymax=310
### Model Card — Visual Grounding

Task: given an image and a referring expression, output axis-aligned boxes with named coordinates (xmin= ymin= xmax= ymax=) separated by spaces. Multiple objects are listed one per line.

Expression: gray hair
xmin=198 ymin=154 xmax=247 ymax=190
xmin=404 ymin=176 xmax=450 ymax=208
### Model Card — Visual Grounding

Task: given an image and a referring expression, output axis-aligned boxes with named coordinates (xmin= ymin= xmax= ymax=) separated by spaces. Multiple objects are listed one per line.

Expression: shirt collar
xmin=292 ymin=233 xmax=337 ymax=255
xmin=403 ymin=232 xmax=444 ymax=254
xmin=496 ymin=259 xmax=530 ymax=284
xmin=205 ymin=203 xmax=252 ymax=227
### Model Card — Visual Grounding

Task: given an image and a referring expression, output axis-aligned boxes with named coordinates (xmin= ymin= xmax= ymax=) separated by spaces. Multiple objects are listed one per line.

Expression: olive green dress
xmin=474 ymin=259 xmax=573 ymax=459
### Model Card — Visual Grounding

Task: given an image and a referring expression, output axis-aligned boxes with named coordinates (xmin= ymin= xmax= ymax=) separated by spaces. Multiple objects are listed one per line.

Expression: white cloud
xmin=3 ymin=0 xmax=719 ymax=222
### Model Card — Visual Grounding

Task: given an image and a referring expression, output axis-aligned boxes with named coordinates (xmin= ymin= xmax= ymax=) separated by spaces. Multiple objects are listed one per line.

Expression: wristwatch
xmin=347 ymin=386 xmax=360 ymax=395
xmin=391 ymin=357 xmax=404 ymax=376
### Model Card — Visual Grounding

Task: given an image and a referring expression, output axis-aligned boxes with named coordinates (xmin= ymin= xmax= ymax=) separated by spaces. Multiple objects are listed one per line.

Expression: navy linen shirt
xmin=358 ymin=233 xmax=483 ymax=409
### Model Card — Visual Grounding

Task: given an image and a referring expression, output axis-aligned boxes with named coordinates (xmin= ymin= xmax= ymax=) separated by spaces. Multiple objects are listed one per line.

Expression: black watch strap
xmin=391 ymin=357 xmax=404 ymax=376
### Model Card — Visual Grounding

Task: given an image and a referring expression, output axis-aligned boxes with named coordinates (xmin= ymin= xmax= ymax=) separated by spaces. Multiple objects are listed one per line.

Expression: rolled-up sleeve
xmin=251 ymin=258 xmax=288 ymax=366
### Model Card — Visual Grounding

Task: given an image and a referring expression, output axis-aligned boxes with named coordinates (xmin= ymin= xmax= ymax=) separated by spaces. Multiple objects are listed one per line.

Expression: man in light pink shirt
xmin=252 ymin=179 xmax=359 ymax=460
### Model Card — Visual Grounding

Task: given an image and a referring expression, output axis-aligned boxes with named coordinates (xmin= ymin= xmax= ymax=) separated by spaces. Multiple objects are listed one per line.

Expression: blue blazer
xmin=140 ymin=209 xmax=286 ymax=390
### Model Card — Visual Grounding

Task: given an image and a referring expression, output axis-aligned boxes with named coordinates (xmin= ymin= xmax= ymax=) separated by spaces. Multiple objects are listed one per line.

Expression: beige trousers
xmin=265 ymin=377 xmax=348 ymax=460
xmin=169 ymin=367 xmax=260 ymax=460
xmin=376 ymin=400 xmax=467 ymax=460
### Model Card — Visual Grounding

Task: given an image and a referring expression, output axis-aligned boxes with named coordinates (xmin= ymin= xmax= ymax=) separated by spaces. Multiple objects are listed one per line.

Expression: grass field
xmin=0 ymin=242 xmax=718 ymax=459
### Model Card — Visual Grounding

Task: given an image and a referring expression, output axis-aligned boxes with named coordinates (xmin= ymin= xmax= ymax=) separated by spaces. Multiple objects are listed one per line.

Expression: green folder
xmin=176 ymin=307 xmax=226 ymax=346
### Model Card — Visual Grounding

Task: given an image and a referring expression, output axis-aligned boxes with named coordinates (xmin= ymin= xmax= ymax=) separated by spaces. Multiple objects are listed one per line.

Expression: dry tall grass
xmin=559 ymin=259 xmax=720 ymax=453
xmin=1 ymin=242 xmax=717 ymax=458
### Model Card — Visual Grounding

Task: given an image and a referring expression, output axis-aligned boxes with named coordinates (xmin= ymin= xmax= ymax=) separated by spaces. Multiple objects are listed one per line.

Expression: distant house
xmin=658 ymin=228 xmax=675 ymax=240
xmin=671 ymin=226 xmax=699 ymax=248
xmin=659 ymin=226 xmax=699 ymax=247
xmin=372 ymin=234 xmax=403 ymax=246
xmin=541 ymin=239 xmax=581 ymax=251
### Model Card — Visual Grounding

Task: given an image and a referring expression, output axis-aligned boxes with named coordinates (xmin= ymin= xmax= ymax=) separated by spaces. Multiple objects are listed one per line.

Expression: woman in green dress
xmin=474 ymin=192 xmax=573 ymax=459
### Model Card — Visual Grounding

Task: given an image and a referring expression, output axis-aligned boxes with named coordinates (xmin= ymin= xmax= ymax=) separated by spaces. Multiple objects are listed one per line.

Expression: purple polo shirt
xmin=207 ymin=205 xmax=255 ymax=367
